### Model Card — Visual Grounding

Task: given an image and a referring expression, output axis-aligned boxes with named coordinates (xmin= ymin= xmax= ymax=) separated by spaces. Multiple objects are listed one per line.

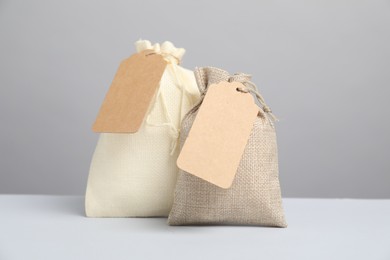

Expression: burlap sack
xmin=85 ymin=40 xmax=200 ymax=217
xmin=168 ymin=67 xmax=287 ymax=227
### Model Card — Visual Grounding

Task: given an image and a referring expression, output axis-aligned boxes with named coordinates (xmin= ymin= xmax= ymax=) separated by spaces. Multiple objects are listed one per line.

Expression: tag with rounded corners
xmin=177 ymin=81 xmax=259 ymax=189
xmin=92 ymin=50 xmax=167 ymax=133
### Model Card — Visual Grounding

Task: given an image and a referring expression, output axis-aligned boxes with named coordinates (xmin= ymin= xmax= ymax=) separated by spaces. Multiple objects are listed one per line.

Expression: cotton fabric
xmin=85 ymin=40 xmax=200 ymax=217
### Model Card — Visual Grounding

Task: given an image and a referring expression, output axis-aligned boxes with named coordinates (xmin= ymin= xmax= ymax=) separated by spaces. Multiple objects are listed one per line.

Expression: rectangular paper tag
xmin=92 ymin=50 xmax=167 ymax=133
xmin=177 ymin=81 xmax=259 ymax=189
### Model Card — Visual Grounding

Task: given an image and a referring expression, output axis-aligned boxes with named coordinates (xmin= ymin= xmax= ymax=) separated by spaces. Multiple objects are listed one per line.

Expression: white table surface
xmin=0 ymin=195 xmax=389 ymax=260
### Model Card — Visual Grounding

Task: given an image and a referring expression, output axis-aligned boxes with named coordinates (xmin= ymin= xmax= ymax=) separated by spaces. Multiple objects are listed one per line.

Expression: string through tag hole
xmin=236 ymin=87 xmax=249 ymax=93
xmin=145 ymin=52 xmax=156 ymax=57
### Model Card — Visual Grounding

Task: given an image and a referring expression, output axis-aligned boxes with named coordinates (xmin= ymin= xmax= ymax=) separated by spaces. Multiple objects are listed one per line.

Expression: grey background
xmin=0 ymin=0 xmax=389 ymax=198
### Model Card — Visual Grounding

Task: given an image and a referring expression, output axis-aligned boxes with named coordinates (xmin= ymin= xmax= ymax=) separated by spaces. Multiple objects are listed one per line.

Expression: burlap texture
xmin=168 ymin=67 xmax=287 ymax=227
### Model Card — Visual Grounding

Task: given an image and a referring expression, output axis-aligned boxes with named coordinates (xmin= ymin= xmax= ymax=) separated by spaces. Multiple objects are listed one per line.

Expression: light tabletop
xmin=0 ymin=195 xmax=389 ymax=260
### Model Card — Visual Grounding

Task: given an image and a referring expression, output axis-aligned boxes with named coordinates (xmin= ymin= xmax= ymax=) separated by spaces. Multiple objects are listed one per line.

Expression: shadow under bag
xmin=168 ymin=67 xmax=287 ymax=227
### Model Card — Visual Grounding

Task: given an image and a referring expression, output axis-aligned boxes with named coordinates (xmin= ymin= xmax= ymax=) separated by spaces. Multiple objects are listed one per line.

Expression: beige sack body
xmin=168 ymin=67 xmax=287 ymax=227
xmin=85 ymin=40 xmax=200 ymax=217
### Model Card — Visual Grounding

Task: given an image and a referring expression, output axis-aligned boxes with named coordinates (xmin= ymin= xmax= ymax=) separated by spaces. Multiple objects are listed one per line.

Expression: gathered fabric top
xmin=135 ymin=39 xmax=185 ymax=65
xmin=194 ymin=66 xmax=277 ymax=122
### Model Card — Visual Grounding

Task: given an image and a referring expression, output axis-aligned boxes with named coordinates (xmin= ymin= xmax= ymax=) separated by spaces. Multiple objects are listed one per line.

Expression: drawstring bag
xmin=168 ymin=67 xmax=287 ymax=227
xmin=85 ymin=40 xmax=200 ymax=217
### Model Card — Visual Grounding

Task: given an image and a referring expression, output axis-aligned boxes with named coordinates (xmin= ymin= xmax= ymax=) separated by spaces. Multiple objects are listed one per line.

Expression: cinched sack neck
xmin=135 ymin=40 xmax=185 ymax=65
xmin=194 ymin=66 xmax=277 ymax=122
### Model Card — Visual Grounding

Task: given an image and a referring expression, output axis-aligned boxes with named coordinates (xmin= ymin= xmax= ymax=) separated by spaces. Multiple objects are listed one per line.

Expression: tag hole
xmin=236 ymin=87 xmax=247 ymax=93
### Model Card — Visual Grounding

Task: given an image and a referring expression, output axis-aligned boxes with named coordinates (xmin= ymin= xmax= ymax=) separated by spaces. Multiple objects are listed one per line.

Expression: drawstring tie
xmin=144 ymin=51 xmax=190 ymax=155
xmin=227 ymin=73 xmax=278 ymax=122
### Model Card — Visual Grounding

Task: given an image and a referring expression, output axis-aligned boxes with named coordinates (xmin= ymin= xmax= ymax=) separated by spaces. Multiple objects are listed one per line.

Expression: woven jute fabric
xmin=168 ymin=67 xmax=287 ymax=227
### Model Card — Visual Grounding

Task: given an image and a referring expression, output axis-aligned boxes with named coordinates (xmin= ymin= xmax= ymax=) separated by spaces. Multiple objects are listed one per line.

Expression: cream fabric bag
xmin=168 ymin=67 xmax=287 ymax=227
xmin=85 ymin=40 xmax=200 ymax=217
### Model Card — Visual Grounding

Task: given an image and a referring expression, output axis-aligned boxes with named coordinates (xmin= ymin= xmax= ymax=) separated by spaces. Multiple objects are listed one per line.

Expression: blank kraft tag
xmin=92 ymin=50 xmax=167 ymax=133
xmin=177 ymin=81 xmax=259 ymax=189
